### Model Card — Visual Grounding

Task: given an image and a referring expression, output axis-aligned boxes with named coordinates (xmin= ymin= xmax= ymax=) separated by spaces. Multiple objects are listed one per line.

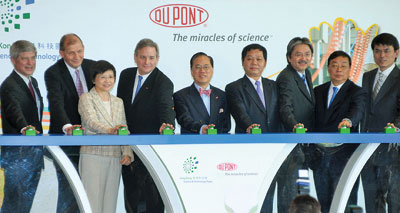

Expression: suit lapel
xmin=11 ymin=72 xmax=41 ymax=120
xmin=242 ymin=76 xmax=266 ymax=113
xmin=89 ymin=89 xmax=114 ymax=127
xmin=188 ymin=84 xmax=210 ymax=121
xmin=374 ymin=67 xmax=400 ymax=104
xmin=12 ymin=71 xmax=36 ymax=104
xmin=60 ymin=60 xmax=80 ymax=98
xmin=132 ymin=68 xmax=156 ymax=106
xmin=209 ymin=85 xmax=220 ymax=124
xmin=305 ymin=69 xmax=316 ymax=103
xmin=327 ymin=80 xmax=350 ymax=119
xmin=82 ymin=60 xmax=94 ymax=91
xmin=126 ymin=69 xmax=138 ymax=106
xmin=31 ymin=77 xmax=43 ymax=120
xmin=295 ymin=70 xmax=313 ymax=103
xmin=262 ymin=78 xmax=272 ymax=116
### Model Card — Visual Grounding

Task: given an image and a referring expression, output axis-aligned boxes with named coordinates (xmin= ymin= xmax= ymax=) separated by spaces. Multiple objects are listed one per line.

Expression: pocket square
xmin=219 ymin=108 xmax=224 ymax=113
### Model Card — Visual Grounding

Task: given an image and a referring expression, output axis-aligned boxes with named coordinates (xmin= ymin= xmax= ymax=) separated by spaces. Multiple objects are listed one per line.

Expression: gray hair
xmin=10 ymin=40 xmax=37 ymax=59
xmin=286 ymin=37 xmax=313 ymax=63
xmin=134 ymin=38 xmax=159 ymax=57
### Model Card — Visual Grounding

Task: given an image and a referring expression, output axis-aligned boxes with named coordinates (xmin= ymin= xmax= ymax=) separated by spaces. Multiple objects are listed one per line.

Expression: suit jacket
xmin=45 ymin=59 xmax=95 ymax=133
xmin=0 ymin=70 xmax=44 ymax=167
xmin=225 ymin=75 xmax=282 ymax=133
xmin=117 ymin=67 xmax=175 ymax=134
xmin=78 ymin=88 xmax=133 ymax=159
xmin=174 ymin=83 xmax=231 ymax=134
xmin=361 ymin=66 xmax=400 ymax=132
xmin=1 ymin=71 xmax=43 ymax=134
xmin=44 ymin=58 xmax=94 ymax=155
xmin=276 ymin=64 xmax=316 ymax=131
xmin=314 ymin=80 xmax=366 ymax=132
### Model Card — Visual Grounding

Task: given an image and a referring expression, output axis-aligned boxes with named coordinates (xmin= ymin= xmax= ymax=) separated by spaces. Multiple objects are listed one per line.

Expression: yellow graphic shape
xmin=309 ymin=17 xmax=378 ymax=83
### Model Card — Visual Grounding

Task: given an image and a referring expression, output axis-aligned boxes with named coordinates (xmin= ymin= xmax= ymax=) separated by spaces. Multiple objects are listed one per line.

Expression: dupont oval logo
xmin=149 ymin=4 xmax=209 ymax=28
xmin=217 ymin=163 xmax=237 ymax=171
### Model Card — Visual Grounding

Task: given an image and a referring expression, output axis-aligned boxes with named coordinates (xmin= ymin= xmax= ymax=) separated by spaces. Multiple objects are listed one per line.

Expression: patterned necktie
xmin=199 ymin=88 xmax=212 ymax=96
xmin=301 ymin=74 xmax=311 ymax=96
xmin=255 ymin=80 xmax=266 ymax=109
xmin=328 ymin=86 xmax=338 ymax=108
xmin=28 ymin=79 xmax=36 ymax=101
xmin=135 ymin=75 xmax=143 ymax=96
xmin=373 ymin=72 xmax=384 ymax=100
xmin=75 ymin=69 xmax=84 ymax=96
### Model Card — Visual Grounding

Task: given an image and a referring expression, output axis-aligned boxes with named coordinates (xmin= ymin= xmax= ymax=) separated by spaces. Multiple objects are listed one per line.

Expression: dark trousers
xmin=122 ymin=154 xmax=164 ymax=213
xmin=312 ymin=144 xmax=359 ymax=213
xmin=260 ymin=144 xmax=306 ymax=213
xmin=55 ymin=154 xmax=80 ymax=213
xmin=1 ymin=147 xmax=43 ymax=213
xmin=362 ymin=144 xmax=400 ymax=213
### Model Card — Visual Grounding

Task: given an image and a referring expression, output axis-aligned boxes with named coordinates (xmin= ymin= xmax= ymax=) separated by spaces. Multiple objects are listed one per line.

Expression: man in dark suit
xmin=313 ymin=51 xmax=366 ymax=213
xmin=361 ymin=33 xmax=400 ymax=213
xmin=225 ymin=44 xmax=281 ymax=133
xmin=225 ymin=44 xmax=281 ymax=212
xmin=44 ymin=33 xmax=95 ymax=212
xmin=174 ymin=52 xmax=230 ymax=134
xmin=0 ymin=40 xmax=43 ymax=212
xmin=117 ymin=38 xmax=175 ymax=213
xmin=273 ymin=37 xmax=316 ymax=213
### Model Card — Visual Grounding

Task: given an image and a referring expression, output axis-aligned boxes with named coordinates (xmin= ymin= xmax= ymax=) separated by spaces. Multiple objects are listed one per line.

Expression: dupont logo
xmin=217 ymin=163 xmax=237 ymax=171
xmin=1 ymin=0 xmax=35 ymax=32
xmin=149 ymin=4 xmax=209 ymax=28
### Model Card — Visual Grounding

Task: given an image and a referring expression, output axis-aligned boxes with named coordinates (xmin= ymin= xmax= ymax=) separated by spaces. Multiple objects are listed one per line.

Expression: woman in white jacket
xmin=78 ymin=60 xmax=134 ymax=213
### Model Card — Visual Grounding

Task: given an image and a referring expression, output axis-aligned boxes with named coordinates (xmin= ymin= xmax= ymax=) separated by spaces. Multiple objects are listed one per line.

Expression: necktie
xmin=135 ymin=75 xmax=143 ymax=95
xmin=328 ymin=86 xmax=338 ymax=108
xmin=28 ymin=79 xmax=36 ymax=101
xmin=301 ymin=74 xmax=311 ymax=96
xmin=199 ymin=88 xmax=212 ymax=96
xmin=373 ymin=72 xmax=384 ymax=100
xmin=75 ymin=69 xmax=84 ymax=96
xmin=255 ymin=81 xmax=266 ymax=109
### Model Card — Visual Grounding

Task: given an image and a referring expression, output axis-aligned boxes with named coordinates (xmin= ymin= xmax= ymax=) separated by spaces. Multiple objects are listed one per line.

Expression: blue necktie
xmin=135 ymin=75 xmax=143 ymax=95
xmin=301 ymin=74 xmax=311 ymax=96
xmin=328 ymin=86 xmax=338 ymax=108
xmin=255 ymin=81 xmax=266 ymax=109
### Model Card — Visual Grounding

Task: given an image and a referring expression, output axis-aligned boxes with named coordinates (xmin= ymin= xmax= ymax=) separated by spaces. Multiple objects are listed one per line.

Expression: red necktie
xmin=28 ymin=79 xmax=36 ymax=101
xmin=199 ymin=88 xmax=212 ymax=96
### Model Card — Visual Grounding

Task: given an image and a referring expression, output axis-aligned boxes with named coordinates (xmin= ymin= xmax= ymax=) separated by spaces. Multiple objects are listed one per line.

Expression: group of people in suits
xmin=0 ymin=32 xmax=399 ymax=213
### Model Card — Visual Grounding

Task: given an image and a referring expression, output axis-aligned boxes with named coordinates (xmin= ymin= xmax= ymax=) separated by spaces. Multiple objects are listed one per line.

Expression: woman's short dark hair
xmin=91 ymin=60 xmax=116 ymax=80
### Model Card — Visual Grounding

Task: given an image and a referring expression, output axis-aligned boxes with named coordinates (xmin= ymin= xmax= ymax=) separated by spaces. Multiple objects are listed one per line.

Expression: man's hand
xmin=338 ymin=120 xmax=352 ymax=129
xmin=159 ymin=123 xmax=175 ymax=134
xmin=246 ymin=124 xmax=260 ymax=134
xmin=201 ymin=124 xmax=215 ymax=134
xmin=292 ymin=123 xmax=307 ymax=133
xmin=65 ymin=125 xmax=83 ymax=135
xmin=21 ymin=125 xmax=40 ymax=135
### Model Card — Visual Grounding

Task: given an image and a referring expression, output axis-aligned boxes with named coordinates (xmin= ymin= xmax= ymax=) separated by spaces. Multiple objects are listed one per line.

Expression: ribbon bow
xmin=199 ymin=88 xmax=212 ymax=96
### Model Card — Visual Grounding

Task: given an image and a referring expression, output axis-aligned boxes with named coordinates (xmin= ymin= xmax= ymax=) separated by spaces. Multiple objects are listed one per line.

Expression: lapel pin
xmin=219 ymin=108 xmax=224 ymax=113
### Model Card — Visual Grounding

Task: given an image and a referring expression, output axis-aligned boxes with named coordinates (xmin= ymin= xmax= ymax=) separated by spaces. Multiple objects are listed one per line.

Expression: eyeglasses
xmin=193 ymin=65 xmax=211 ymax=71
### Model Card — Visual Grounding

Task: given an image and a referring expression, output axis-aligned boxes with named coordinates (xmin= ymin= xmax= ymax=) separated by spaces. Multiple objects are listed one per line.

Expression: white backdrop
xmin=1 ymin=0 xmax=399 ymax=107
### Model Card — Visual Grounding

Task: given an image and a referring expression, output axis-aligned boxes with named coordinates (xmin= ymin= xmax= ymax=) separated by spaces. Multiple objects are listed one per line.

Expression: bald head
xmin=60 ymin=33 xmax=84 ymax=51
xmin=59 ymin=33 xmax=85 ymax=68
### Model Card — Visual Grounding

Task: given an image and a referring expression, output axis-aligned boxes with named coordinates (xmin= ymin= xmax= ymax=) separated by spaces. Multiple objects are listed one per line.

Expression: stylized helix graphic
xmin=309 ymin=17 xmax=378 ymax=83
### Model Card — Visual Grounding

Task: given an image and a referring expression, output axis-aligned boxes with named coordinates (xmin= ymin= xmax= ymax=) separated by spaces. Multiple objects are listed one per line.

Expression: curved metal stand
xmin=45 ymin=146 xmax=92 ymax=213
xmin=330 ymin=143 xmax=380 ymax=213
